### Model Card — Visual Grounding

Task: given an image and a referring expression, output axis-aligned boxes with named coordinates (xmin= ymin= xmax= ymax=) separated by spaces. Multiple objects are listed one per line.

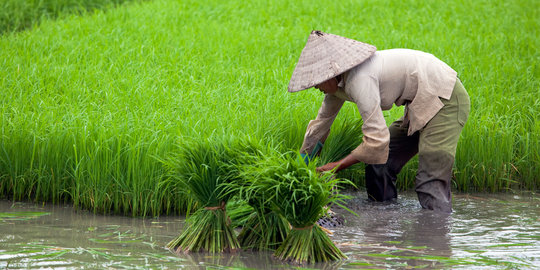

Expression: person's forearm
xmin=317 ymin=154 xmax=360 ymax=173
xmin=334 ymin=154 xmax=360 ymax=172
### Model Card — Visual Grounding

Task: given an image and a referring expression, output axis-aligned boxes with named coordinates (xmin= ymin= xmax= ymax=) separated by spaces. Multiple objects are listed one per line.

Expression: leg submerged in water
xmin=365 ymin=164 xmax=398 ymax=201
xmin=416 ymin=79 xmax=470 ymax=213
xmin=366 ymin=118 xmax=419 ymax=201
xmin=416 ymin=150 xmax=454 ymax=213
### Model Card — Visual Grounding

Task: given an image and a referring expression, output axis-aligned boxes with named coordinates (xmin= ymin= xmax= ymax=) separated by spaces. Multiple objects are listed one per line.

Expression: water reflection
xmin=1 ymin=192 xmax=539 ymax=269
xmin=334 ymin=193 xmax=453 ymax=268
xmin=239 ymin=251 xmax=345 ymax=270
xmin=166 ymin=249 xmax=346 ymax=269
xmin=402 ymin=210 xmax=452 ymax=256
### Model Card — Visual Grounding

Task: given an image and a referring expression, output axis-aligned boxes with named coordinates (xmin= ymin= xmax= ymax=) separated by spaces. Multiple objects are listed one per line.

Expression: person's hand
xmin=316 ymin=162 xmax=340 ymax=173
xmin=316 ymin=154 xmax=361 ymax=173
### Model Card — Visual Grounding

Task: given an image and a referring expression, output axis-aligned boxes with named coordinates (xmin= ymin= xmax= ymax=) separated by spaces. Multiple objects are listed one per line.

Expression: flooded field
xmin=1 ymin=191 xmax=538 ymax=269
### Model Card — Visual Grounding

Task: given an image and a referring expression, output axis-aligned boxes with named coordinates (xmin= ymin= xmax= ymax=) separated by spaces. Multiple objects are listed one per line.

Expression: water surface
xmin=1 ymin=191 xmax=538 ymax=269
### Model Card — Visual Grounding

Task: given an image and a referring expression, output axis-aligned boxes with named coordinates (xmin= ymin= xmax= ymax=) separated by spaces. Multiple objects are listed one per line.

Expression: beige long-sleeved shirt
xmin=300 ymin=49 xmax=457 ymax=164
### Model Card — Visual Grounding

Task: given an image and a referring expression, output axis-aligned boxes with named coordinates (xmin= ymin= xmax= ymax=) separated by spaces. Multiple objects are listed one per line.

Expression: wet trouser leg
xmin=415 ymin=79 xmax=470 ymax=213
xmin=365 ymin=118 xmax=419 ymax=201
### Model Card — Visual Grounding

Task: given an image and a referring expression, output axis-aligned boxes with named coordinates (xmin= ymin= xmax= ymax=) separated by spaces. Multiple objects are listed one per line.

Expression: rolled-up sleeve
xmin=300 ymin=94 xmax=345 ymax=155
xmin=346 ymin=74 xmax=389 ymax=164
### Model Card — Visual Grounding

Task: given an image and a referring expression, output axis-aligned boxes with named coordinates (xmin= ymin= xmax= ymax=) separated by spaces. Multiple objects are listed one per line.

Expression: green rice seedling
xmin=234 ymin=175 xmax=290 ymax=251
xmin=223 ymin=138 xmax=291 ymax=251
xmin=226 ymin=198 xmax=255 ymax=228
xmin=245 ymin=152 xmax=350 ymax=263
xmin=0 ymin=0 xmax=539 ymax=217
xmin=236 ymin=209 xmax=290 ymax=251
xmin=163 ymin=138 xmax=241 ymax=254
xmin=317 ymin=119 xmax=365 ymax=188
xmin=0 ymin=0 xmax=139 ymax=34
xmin=317 ymin=119 xmax=364 ymax=166
xmin=0 ymin=211 xmax=49 ymax=222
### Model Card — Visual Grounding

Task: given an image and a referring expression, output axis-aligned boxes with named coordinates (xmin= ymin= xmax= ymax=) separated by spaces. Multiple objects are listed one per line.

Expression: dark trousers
xmin=366 ymin=79 xmax=470 ymax=212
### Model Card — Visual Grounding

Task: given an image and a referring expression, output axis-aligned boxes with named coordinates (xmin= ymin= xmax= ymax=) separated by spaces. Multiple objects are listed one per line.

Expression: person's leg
xmin=366 ymin=118 xmax=419 ymax=201
xmin=416 ymin=79 xmax=470 ymax=212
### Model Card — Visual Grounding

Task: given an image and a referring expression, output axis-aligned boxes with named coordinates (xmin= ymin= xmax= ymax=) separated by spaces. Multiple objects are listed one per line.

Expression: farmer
xmin=289 ymin=31 xmax=470 ymax=213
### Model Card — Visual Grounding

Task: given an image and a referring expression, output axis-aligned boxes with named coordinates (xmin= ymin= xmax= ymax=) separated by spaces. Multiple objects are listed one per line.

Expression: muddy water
xmin=1 ymin=191 xmax=538 ymax=269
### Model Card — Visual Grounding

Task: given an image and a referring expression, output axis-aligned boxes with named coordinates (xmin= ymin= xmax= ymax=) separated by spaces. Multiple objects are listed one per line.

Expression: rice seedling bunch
xmin=317 ymin=119 xmax=364 ymax=166
xmin=214 ymin=139 xmax=291 ymax=251
xmin=245 ymin=152 xmax=350 ymax=263
xmin=317 ymin=119 xmax=366 ymax=186
xmin=164 ymin=138 xmax=241 ymax=254
xmin=234 ymin=177 xmax=290 ymax=250
xmin=236 ymin=208 xmax=290 ymax=251
xmin=226 ymin=199 xmax=255 ymax=228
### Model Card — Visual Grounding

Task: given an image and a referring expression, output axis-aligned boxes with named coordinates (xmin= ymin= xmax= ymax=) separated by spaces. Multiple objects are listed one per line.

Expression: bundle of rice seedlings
xmin=235 ymin=189 xmax=290 ymax=251
xmin=314 ymin=120 xmax=363 ymax=227
xmin=318 ymin=119 xmax=364 ymax=165
xmin=226 ymin=198 xmax=255 ymax=228
xmin=163 ymin=138 xmax=241 ymax=254
xmin=224 ymin=141 xmax=291 ymax=251
xmin=246 ymin=152 xmax=351 ymax=264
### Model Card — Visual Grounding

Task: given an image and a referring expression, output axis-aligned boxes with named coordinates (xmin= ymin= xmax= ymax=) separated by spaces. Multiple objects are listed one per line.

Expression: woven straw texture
xmin=288 ymin=31 xmax=376 ymax=92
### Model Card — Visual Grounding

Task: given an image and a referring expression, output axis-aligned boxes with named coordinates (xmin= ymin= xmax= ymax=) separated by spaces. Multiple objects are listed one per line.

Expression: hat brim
xmin=288 ymin=31 xmax=376 ymax=92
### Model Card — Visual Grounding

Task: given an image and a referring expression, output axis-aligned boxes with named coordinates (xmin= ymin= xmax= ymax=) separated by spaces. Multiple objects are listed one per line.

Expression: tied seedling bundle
xmin=235 ymin=188 xmax=290 ymax=251
xmin=232 ymin=142 xmax=290 ymax=251
xmin=164 ymin=138 xmax=241 ymax=254
xmin=248 ymin=152 xmax=351 ymax=264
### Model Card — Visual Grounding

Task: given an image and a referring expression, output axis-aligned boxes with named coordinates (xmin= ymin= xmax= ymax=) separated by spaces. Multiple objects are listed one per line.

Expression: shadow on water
xmin=1 ymin=191 xmax=538 ymax=269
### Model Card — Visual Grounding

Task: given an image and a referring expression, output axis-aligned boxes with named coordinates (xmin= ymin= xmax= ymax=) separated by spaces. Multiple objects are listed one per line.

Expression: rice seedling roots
xmin=237 ymin=211 xmax=290 ymax=251
xmin=167 ymin=206 xmax=240 ymax=254
xmin=274 ymin=225 xmax=347 ymax=264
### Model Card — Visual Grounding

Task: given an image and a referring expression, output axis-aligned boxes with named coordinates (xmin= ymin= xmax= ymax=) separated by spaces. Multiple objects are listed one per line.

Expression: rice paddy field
xmin=0 ymin=0 xmax=539 ymax=217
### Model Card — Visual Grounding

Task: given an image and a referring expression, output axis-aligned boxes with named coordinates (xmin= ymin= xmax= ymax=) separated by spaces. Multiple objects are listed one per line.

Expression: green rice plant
xmin=317 ymin=119 xmax=364 ymax=166
xmin=317 ymin=119 xmax=366 ymax=187
xmin=0 ymin=0 xmax=538 ymax=218
xmin=163 ymin=138 xmax=241 ymax=254
xmin=226 ymin=198 xmax=255 ymax=228
xmin=234 ymin=177 xmax=290 ymax=251
xmin=166 ymin=206 xmax=238 ymax=254
xmin=244 ymin=152 xmax=350 ymax=263
xmin=0 ymin=0 xmax=138 ymax=34
xmin=219 ymin=139 xmax=292 ymax=251
xmin=236 ymin=210 xmax=290 ymax=251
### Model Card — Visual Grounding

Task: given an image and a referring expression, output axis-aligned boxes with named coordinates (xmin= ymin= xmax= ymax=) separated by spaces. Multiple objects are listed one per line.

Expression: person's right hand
xmin=316 ymin=161 xmax=340 ymax=173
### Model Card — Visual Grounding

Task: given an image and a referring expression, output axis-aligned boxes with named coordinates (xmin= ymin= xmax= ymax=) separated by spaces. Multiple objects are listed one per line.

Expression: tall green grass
xmin=0 ymin=0 xmax=139 ymax=34
xmin=0 ymin=0 xmax=538 ymax=216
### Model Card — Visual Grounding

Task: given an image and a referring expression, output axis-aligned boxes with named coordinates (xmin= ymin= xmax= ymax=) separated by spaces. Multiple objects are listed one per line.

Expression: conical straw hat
xmin=288 ymin=30 xmax=376 ymax=92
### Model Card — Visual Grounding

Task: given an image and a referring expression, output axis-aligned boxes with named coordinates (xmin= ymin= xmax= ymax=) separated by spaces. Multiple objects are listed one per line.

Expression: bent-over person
xmin=288 ymin=31 xmax=470 ymax=213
